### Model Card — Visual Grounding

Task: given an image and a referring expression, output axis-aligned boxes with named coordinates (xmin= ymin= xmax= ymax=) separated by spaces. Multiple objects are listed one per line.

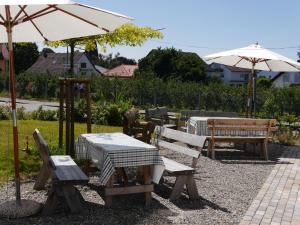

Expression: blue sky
xmin=50 ymin=0 xmax=300 ymax=61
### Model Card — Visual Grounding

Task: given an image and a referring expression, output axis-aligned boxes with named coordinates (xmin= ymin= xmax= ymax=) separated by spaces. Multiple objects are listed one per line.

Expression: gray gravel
xmin=0 ymin=143 xmax=285 ymax=225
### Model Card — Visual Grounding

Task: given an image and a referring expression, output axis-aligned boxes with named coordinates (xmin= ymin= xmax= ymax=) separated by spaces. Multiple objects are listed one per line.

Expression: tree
xmin=47 ymin=24 xmax=163 ymax=74
xmin=13 ymin=43 xmax=39 ymax=74
xmin=94 ymin=53 xmax=136 ymax=69
xmin=137 ymin=47 xmax=207 ymax=82
xmin=41 ymin=47 xmax=55 ymax=57
xmin=257 ymin=76 xmax=272 ymax=88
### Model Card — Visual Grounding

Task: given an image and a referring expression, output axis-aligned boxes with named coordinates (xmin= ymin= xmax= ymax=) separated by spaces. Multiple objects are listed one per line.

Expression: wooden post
xmin=65 ymin=80 xmax=71 ymax=155
xmin=86 ymin=82 xmax=92 ymax=133
xmin=70 ymin=82 xmax=75 ymax=157
xmin=59 ymin=80 xmax=64 ymax=148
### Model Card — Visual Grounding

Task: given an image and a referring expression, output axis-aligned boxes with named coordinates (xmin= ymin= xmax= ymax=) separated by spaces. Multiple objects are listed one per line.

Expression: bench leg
xmin=143 ymin=165 xmax=152 ymax=207
xmin=207 ymin=140 xmax=212 ymax=158
xmin=170 ymin=175 xmax=188 ymax=201
xmin=42 ymin=186 xmax=60 ymax=216
xmin=62 ymin=184 xmax=84 ymax=213
xmin=211 ymin=141 xmax=216 ymax=160
xmin=263 ymin=140 xmax=268 ymax=161
xmin=186 ymin=175 xmax=199 ymax=200
xmin=34 ymin=163 xmax=51 ymax=190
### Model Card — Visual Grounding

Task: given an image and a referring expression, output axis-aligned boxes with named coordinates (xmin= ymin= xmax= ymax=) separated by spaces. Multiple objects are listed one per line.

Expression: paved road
xmin=0 ymin=97 xmax=59 ymax=112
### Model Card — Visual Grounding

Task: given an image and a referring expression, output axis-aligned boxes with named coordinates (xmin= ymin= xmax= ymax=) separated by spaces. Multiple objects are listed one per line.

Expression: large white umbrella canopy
xmin=204 ymin=43 xmax=300 ymax=117
xmin=0 ymin=0 xmax=132 ymax=42
xmin=0 ymin=0 xmax=132 ymax=209
xmin=204 ymin=43 xmax=300 ymax=72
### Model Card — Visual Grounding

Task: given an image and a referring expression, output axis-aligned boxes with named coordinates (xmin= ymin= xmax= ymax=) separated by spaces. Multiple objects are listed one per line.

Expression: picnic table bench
xmin=207 ymin=118 xmax=277 ymax=160
xmin=33 ymin=129 xmax=89 ymax=215
xmin=152 ymin=126 xmax=206 ymax=200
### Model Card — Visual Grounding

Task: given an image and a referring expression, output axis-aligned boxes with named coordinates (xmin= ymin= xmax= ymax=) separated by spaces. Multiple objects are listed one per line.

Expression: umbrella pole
xmin=253 ymin=70 xmax=257 ymax=118
xmin=246 ymin=67 xmax=253 ymax=118
xmin=7 ymin=23 xmax=21 ymax=205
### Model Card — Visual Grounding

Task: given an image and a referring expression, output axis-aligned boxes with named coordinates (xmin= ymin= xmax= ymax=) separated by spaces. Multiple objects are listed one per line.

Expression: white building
xmin=27 ymin=52 xmax=102 ymax=75
xmin=207 ymin=63 xmax=251 ymax=85
xmin=272 ymin=72 xmax=300 ymax=88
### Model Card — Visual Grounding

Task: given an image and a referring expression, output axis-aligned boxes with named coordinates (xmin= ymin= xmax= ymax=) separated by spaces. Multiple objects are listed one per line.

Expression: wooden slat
xmin=162 ymin=157 xmax=194 ymax=173
xmin=105 ymin=184 xmax=154 ymax=196
xmin=154 ymin=126 xmax=206 ymax=148
xmin=207 ymin=126 xmax=277 ymax=132
xmin=157 ymin=140 xmax=200 ymax=158
xmin=207 ymin=118 xmax=277 ymax=126
xmin=50 ymin=156 xmax=88 ymax=182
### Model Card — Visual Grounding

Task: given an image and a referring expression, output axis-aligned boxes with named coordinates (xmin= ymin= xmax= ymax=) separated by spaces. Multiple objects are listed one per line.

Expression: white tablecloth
xmin=187 ymin=117 xmax=265 ymax=136
xmin=75 ymin=133 xmax=164 ymax=185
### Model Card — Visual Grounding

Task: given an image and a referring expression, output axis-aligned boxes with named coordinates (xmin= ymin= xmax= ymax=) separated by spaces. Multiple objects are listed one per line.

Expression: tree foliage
xmin=46 ymin=24 xmax=162 ymax=74
xmin=137 ymin=47 xmax=207 ymax=82
xmin=13 ymin=43 xmax=39 ymax=74
xmin=93 ymin=53 xmax=136 ymax=69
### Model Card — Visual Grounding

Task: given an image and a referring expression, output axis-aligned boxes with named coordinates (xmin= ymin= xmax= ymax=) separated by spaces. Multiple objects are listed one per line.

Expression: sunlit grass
xmin=0 ymin=120 xmax=122 ymax=180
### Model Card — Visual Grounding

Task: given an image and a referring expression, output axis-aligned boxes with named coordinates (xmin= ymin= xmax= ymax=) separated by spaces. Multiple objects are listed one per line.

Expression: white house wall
xmin=76 ymin=55 xmax=99 ymax=75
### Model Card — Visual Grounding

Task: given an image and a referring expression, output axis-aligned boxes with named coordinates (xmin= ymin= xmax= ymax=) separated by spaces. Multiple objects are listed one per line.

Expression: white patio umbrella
xmin=204 ymin=43 xmax=300 ymax=117
xmin=0 ymin=0 xmax=132 ymax=210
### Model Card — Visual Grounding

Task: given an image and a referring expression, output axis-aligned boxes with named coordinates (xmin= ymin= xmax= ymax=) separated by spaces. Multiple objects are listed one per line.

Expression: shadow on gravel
xmin=154 ymin=182 xmax=230 ymax=213
xmin=202 ymin=143 xmax=286 ymax=165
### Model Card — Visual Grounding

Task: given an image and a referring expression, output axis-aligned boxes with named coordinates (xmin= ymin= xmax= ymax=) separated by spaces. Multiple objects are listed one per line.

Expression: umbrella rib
xmin=14 ymin=6 xmax=56 ymax=25
xmin=0 ymin=13 xmax=5 ymax=23
xmin=13 ymin=5 xmax=27 ymax=23
xmin=47 ymin=4 xmax=110 ymax=33
xmin=233 ymin=57 xmax=244 ymax=67
xmin=17 ymin=6 xmax=48 ymax=41
xmin=264 ymin=60 xmax=272 ymax=71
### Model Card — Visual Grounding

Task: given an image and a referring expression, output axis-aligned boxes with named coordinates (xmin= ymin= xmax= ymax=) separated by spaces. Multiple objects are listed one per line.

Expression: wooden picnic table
xmin=76 ymin=133 xmax=165 ymax=207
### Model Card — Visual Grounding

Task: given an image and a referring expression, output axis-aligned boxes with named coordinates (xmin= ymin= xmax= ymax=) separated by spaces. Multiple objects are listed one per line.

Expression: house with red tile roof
xmin=104 ymin=64 xmax=138 ymax=78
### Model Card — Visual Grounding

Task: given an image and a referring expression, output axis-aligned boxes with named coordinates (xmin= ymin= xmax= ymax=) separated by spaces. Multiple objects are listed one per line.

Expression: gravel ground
xmin=0 ymin=143 xmax=286 ymax=225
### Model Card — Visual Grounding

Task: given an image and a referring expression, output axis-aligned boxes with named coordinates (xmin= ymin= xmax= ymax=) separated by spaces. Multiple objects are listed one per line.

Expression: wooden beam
xmin=48 ymin=4 xmax=110 ymax=33
xmin=105 ymin=184 xmax=153 ymax=196
xmin=13 ymin=5 xmax=27 ymax=23
xmin=58 ymin=80 xmax=64 ymax=148
xmin=17 ymin=5 xmax=48 ymax=41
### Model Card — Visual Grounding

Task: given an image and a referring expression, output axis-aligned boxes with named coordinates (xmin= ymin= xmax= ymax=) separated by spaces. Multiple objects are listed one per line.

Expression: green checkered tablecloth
xmin=76 ymin=133 xmax=164 ymax=185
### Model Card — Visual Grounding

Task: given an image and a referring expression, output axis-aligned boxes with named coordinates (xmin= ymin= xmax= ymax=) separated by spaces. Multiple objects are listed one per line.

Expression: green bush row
xmin=1 ymin=71 xmax=300 ymax=119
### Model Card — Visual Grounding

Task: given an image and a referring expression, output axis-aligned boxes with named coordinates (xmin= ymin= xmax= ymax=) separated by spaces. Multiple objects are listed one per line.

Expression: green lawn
xmin=0 ymin=120 xmax=122 ymax=180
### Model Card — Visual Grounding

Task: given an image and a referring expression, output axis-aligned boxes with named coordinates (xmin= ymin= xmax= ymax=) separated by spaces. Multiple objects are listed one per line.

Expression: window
xmin=80 ymin=63 xmax=87 ymax=69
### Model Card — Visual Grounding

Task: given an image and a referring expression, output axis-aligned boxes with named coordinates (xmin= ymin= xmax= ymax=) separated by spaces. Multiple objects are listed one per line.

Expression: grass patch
xmin=0 ymin=120 xmax=121 ymax=180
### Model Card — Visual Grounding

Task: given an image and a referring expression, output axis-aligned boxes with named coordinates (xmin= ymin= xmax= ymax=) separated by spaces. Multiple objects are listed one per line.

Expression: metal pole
xmin=6 ymin=5 xmax=21 ymax=205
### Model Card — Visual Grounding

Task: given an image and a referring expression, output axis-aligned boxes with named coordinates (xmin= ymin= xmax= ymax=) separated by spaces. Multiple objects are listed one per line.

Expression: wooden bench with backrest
xmin=206 ymin=118 xmax=277 ymax=160
xmin=152 ymin=126 xmax=206 ymax=200
xmin=123 ymin=109 xmax=154 ymax=144
xmin=179 ymin=110 xmax=239 ymax=131
xmin=33 ymin=129 xmax=89 ymax=215
xmin=146 ymin=107 xmax=178 ymax=129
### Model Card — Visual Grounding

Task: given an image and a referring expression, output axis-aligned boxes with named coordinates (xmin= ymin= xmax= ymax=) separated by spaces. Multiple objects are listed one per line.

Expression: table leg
xmin=143 ymin=165 xmax=152 ymax=207
xmin=105 ymin=176 xmax=114 ymax=207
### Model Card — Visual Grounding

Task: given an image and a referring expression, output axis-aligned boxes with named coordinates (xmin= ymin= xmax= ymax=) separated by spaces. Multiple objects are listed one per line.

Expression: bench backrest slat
xmin=207 ymin=119 xmax=277 ymax=137
xmin=156 ymin=140 xmax=200 ymax=158
xmin=33 ymin=128 xmax=51 ymax=164
xmin=207 ymin=119 xmax=277 ymax=126
xmin=154 ymin=126 xmax=206 ymax=148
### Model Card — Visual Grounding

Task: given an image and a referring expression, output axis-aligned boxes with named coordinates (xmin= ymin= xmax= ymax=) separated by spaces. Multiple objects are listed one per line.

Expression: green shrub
xmin=0 ymin=105 xmax=10 ymax=120
xmin=31 ymin=106 xmax=58 ymax=121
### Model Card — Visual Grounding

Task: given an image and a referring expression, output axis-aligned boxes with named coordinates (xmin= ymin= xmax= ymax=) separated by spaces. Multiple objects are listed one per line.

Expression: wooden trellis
xmin=58 ymin=78 xmax=92 ymax=157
